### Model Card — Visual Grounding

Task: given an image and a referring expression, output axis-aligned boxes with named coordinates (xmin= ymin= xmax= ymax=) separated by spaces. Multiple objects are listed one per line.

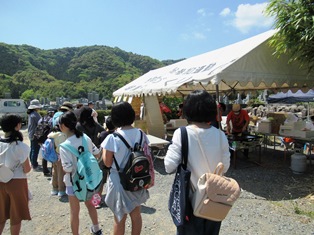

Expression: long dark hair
xmin=59 ymin=111 xmax=83 ymax=138
xmin=0 ymin=114 xmax=23 ymax=143
xmin=79 ymin=106 xmax=96 ymax=127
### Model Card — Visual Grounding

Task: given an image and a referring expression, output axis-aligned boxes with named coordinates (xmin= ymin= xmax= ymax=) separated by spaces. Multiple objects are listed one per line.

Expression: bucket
xmin=290 ymin=153 xmax=307 ymax=174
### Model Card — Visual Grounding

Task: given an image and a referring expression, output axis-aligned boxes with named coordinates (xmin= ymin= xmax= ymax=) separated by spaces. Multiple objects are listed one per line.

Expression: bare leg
xmin=130 ymin=206 xmax=142 ymax=235
xmin=10 ymin=222 xmax=21 ymax=235
xmin=84 ymin=200 xmax=99 ymax=226
xmin=113 ymin=214 xmax=127 ymax=235
xmin=68 ymin=195 xmax=80 ymax=235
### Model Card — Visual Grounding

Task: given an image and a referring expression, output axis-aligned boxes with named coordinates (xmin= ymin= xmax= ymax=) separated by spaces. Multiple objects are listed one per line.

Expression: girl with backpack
xmin=0 ymin=114 xmax=32 ymax=235
xmin=101 ymin=102 xmax=150 ymax=235
xmin=58 ymin=111 xmax=103 ymax=235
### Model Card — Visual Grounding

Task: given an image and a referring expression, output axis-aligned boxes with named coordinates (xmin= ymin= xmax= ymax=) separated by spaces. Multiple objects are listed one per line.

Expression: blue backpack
xmin=41 ymin=138 xmax=58 ymax=163
xmin=60 ymin=134 xmax=103 ymax=201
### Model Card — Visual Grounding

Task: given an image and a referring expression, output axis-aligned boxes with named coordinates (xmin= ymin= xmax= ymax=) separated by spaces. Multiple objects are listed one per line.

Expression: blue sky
xmin=0 ymin=0 xmax=273 ymax=60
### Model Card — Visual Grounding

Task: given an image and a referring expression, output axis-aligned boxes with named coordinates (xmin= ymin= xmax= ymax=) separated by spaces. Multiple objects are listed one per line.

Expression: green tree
xmin=21 ymin=89 xmax=36 ymax=102
xmin=266 ymin=0 xmax=314 ymax=70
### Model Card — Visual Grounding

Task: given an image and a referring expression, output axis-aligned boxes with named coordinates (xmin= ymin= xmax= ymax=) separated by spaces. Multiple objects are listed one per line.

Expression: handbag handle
xmin=192 ymin=126 xmax=224 ymax=175
xmin=213 ymin=162 xmax=224 ymax=176
xmin=180 ymin=126 xmax=188 ymax=169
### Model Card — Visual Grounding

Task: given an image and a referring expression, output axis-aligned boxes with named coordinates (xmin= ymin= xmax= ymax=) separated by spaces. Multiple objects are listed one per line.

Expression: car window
xmin=4 ymin=101 xmax=21 ymax=107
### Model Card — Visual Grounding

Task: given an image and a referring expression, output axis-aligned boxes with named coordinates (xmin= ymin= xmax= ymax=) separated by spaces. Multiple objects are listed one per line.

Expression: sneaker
xmin=43 ymin=172 xmax=52 ymax=177
xmin=51 ymin=190 xmax=58 ymax=196
xmin=33 ymin=166 xmax=42 ymax=172
xmin=90 ymin=227 xmax=103 ymax=235
xmin=58 ymin=191 xmax=66 ymax=197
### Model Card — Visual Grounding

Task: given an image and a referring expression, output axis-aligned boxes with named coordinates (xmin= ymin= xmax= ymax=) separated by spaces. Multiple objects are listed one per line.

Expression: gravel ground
xmin=2 ymin=127 xmax=314 ymax=235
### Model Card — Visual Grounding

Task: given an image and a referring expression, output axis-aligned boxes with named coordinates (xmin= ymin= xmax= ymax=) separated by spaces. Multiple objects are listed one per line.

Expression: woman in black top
xmin=76 ymin=106 xmax=105 ymax=147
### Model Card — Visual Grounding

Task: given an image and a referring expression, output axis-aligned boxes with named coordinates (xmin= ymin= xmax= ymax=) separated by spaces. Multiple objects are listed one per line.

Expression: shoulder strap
xmin=113 ymin=132 xmax=131 ymax=150
xmin=112 ymin=132 xmax=128 ymax=171
xmin=112 ymin=129 xmax=142 ymax=170
xmin=138 ymin=130 xmax=143 ymax=148
xmin=60 ymin=141 xmax=80 ymax=157
xmin=180 ymin=126 xmax=188 ymax=169
xmin=80 ymin=134 xmax=89 ymax=153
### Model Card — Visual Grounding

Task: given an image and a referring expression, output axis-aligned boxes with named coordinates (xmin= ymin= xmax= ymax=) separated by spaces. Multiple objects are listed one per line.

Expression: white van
xmin=0 ymin=99 xmax=28 ymax=125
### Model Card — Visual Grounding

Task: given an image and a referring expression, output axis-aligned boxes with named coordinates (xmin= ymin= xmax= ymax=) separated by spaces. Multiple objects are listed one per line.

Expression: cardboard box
xmin=267 ymin=112 xmax=287 ymax=134
xmin=168 ymin=119 xmax=188 ymax=128
xmin=257 ymin=122 xmax=271 ymax=133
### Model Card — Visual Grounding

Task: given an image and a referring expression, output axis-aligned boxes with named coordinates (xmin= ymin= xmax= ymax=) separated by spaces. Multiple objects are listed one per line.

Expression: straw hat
xmin=59 ymin=101 xmax=73 ymax=111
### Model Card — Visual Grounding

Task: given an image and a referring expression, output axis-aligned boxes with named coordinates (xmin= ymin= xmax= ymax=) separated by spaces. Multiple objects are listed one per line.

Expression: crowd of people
xmin=0 ymin=91 xmax=258 ymax=235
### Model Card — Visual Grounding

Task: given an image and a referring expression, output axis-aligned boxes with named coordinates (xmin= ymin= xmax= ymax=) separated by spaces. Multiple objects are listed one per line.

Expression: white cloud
xmin=180 ymin=31 xmax=207 ymax=41
xmin=193 ymin=32 xmax=206 ymax=40
xmin=232 ymin=3 xmax=273 ymax=33
xmin=220 ymin=8 xmax=231 ymax=17
xmin=197 ymin=8 xmax=206 ymax=17
xmin=180 ymin=33 xmax=190 ymax=41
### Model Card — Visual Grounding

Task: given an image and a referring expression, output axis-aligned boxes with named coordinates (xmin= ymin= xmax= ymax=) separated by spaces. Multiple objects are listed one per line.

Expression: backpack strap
xmin=60 ymin=134 xmax=89 ymax=158
xmin=112 ymin=129 xmax=143 ymax=171
xmin=112 ymin=132 xmax=131 ymax=171
xmin=138 ymin=130 xmax=143 ymax=149
xmin=180 ymin=126 xmax=189 ymax=169
xmin=113 ymin=132 xmax=132 ymax=150
xmin=60 ymin=141 xmax=80 ymax=157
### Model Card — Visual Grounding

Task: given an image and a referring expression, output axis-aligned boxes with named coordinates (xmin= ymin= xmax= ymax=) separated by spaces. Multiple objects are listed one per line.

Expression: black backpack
xmin=34 ymin=116 xmax=52 ymax=144
xmin=113 ymin=130 xmax=151 ymax=191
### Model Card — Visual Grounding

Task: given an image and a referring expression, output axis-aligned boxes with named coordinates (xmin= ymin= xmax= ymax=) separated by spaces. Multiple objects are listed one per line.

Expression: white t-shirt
xmin=164 ymin=125 xmax=230 ymax=188
xmin=0 ymin=139 xmax=30 ymax=179
xmin=101 ymin=128 xmax=149 ymax=170
xmin=59 ymin=134 xmax=100 ymax=186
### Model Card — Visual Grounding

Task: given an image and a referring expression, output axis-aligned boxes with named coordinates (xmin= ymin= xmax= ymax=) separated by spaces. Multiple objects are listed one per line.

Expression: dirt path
xmin=2 ymin=127 xmax=314 ymax=234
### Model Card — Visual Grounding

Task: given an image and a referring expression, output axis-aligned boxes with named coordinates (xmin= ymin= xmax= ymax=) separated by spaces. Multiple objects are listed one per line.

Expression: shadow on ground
xmin=153 ymin=157 xmax=168 ymax=175
xmin=226 ymin=148 xmax=314 ymax=201
xmin=141 ymin=205 xmax=157 ymax=215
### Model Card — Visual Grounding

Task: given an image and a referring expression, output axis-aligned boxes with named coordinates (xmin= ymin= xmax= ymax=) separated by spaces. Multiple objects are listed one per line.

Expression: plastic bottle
xmin=232 ymin=141 xmax=237 ymax=150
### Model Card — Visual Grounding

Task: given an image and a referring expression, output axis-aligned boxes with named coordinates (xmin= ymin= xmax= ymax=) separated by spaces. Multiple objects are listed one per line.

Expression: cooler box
xmin=293 ymin=130 xmax=314 ymax=138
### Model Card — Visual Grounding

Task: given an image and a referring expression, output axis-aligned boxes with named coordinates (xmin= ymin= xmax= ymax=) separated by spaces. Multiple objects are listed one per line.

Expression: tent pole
xmin=215 ymin=84 xmax=219 ymax=102
xmin=215 ymin=84 xmax=222 ymax=130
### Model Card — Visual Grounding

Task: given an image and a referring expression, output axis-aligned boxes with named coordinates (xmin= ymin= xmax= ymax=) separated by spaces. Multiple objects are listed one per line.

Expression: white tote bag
xmin=0 ymin=163 xmax=14 ymax=183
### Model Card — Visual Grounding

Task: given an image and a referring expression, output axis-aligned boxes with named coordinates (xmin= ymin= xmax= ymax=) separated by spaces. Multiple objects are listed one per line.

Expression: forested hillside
xmin=0 ymin=43 xmax=181 ymax=101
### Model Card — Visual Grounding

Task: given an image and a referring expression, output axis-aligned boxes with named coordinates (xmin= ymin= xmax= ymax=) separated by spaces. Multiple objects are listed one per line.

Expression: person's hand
xmin=226 ymin=127 xmax=231 ymax=135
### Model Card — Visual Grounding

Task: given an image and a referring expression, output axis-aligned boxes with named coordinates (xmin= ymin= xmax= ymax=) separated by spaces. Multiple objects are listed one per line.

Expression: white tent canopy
xmin=114 ymin=30 xmax=314 ymax=98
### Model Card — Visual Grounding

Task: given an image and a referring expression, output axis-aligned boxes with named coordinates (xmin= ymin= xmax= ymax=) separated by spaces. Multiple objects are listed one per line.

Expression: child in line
xmin=101 ymin=102 xmax=150 ymax=235
xmin=0 ymin=114 xmax=32 ymax=235
xmin=59 ymin=111 xmax=103 ymax=235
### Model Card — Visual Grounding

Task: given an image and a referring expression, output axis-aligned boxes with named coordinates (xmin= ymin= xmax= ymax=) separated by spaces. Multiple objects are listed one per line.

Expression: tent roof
xmin=267 ymin=89 xmax=314 ymax=103
xmin=113 ymin=30 xmax=314 ymax=97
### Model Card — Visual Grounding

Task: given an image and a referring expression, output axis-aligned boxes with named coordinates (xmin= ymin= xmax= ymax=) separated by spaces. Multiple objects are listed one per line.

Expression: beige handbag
xmin=0 ymin=163 xmax=14 ymax=183
xmin=191 ymin=162 xmax=241 ymax=221
xmin=191 ymin=129 xmax=241 ymax=221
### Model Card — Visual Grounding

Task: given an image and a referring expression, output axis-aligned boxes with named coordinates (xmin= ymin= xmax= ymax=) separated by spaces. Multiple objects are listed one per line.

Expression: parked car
xmin=0 ymin=99 xmax=28 ymax=125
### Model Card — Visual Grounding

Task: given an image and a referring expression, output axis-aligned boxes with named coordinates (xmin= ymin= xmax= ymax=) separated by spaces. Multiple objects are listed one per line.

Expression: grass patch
xmin=271 ymin=201 xmax=284 ymax=208
xmin=294 ymin=205 xmax=314 ymax=219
